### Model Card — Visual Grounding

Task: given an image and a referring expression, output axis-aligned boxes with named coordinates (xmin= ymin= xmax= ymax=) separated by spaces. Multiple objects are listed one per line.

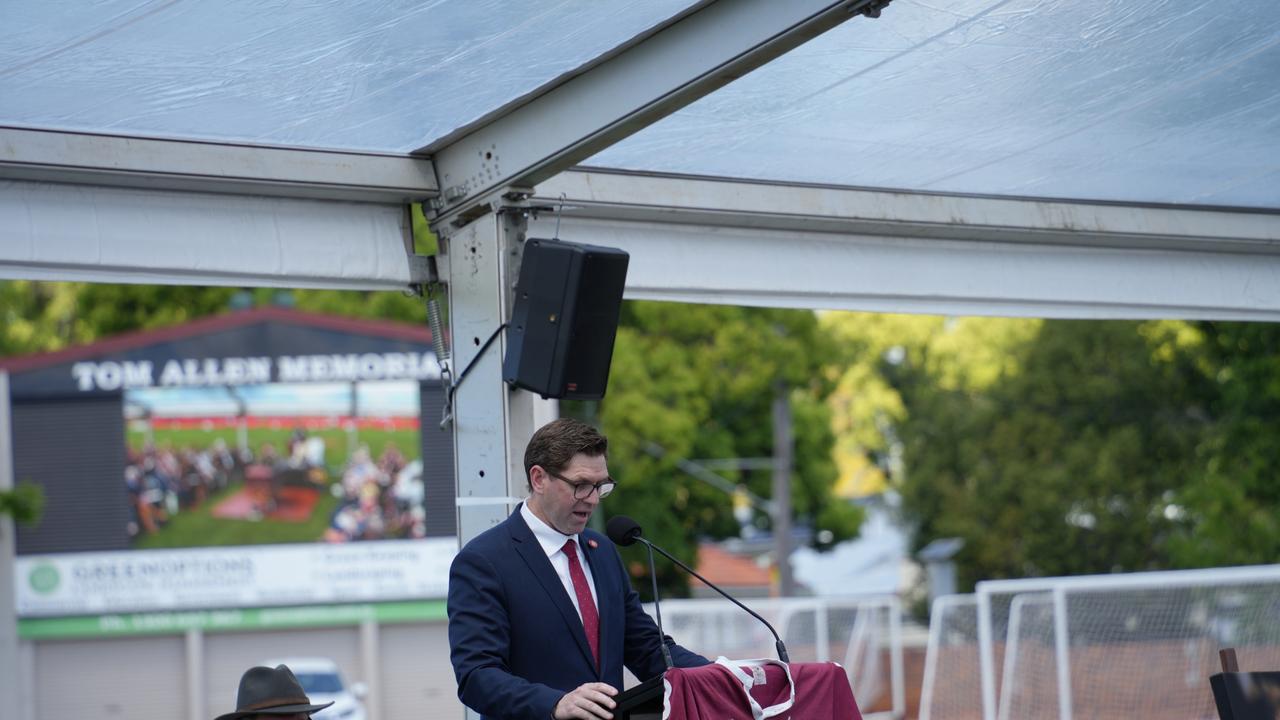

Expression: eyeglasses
xmin=545 ymin=469 xmax=615 ymax=500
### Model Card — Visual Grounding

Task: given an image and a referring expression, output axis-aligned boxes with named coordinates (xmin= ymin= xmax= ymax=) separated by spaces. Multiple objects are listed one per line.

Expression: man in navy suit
xmin=448 ymin=418 xmax=709 ymax=720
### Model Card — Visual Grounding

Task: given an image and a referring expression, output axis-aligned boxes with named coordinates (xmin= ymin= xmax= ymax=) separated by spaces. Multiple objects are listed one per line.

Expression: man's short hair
xmin=524 ymin=418 xmax=608 ymax=488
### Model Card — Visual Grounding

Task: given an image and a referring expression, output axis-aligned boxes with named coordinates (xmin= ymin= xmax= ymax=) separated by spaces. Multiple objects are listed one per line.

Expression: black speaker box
xmin=504 ymin=238 xmax=630 ymax=399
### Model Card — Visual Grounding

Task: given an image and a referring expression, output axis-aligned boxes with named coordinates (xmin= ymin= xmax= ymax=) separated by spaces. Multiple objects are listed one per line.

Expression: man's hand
xmin=553 ymin=682 xmax=618 ymax=719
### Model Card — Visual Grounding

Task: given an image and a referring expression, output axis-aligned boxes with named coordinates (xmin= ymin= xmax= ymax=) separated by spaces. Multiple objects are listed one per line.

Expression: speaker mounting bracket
xmin=499 ymin=186 xmax=536 ymax=204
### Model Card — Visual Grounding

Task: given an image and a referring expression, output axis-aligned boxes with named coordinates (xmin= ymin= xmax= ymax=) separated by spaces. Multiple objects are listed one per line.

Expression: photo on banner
xmin=123 ymin=380 xmax=424 ymax=547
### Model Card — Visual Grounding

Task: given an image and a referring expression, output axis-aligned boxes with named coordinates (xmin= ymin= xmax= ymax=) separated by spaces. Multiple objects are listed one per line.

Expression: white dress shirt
xmin=520 ymin=503 xmax=600 ymax=622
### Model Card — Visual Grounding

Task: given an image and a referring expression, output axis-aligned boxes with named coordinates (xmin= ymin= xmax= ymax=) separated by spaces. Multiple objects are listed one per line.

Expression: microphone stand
xmin=643 ymin=541 xmax=674 ymax=670
xmin=639 ymin=538 xmax=790 ymax=663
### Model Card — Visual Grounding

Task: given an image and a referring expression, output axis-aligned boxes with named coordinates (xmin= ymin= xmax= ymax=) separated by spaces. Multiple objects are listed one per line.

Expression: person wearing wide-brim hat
xmin=214 ymin=664 xmax=334 ymax=720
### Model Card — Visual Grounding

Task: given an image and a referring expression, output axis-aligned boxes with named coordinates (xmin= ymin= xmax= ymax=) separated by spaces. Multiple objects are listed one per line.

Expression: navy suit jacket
xmin=448 ymin=506 xmax=709 ymax=720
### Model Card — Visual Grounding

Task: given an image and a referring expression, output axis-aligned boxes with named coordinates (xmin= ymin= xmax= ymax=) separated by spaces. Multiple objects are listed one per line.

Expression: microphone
xmin=607 ymin=515 xmax=672 ymax=670
xmin=606 ymin=515 xmax=790 ymax=663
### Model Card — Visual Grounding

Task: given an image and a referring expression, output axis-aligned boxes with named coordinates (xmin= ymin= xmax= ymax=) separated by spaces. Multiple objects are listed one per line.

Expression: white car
xmin=261 ymin=657 xmax=367 ymax=720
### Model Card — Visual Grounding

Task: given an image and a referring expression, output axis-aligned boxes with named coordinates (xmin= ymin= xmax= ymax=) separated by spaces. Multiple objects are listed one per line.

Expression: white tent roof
xmin=5 ymin=0 xmax=1276 ymax=209
xmin=2 ymin=0 xmax=697 ymax=153
xmin=1 ymin=0 xmax=1277 ymax=317
xmin=592 ymin=0 xmax=1280 ymax=209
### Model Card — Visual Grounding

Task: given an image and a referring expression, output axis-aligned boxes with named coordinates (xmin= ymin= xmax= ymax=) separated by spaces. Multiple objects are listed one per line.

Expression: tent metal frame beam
xmin=0 ymin=128 xmax=441 ymax=289
xmin=0 ymin=127 xmax=438 ymax=204
xmin=5 ymin=161 xmax=1278 ymax=316
xmin=423 ymin=0 xmax=890 ymax=227
xmin=1 ymin=179 xmax=419 ymax=290
xmin=537 ymin=169 xmax=1280 ymax=255
xmin=444 ymin=208 xmax=554 ymax=548
xmin=529 ymin=169 xmax=1280 ymax=320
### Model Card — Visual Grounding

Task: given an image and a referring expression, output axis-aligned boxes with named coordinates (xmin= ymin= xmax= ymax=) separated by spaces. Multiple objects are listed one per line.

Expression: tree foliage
xmin=0 ymin=281 xmax=97 ymax=355
xmin=0 ymin=282 xmax=427 ymax=354
xmin=868 ymin=314 xmax=1280 ymax=592
xmin=582 ymin=301 xmax=863 ymax=598
xmin=1170 ymin=321 xmax=1280 ymax=566
xmin=0 ymin=481 xmax=45 ymax=524
xmin=821 ymin=314 xmax=1043 ymax=497
xmin=899 ymin=320 xmax=1213 ymax=587
xmin=291 ymin=288 xmax=427 ymax=325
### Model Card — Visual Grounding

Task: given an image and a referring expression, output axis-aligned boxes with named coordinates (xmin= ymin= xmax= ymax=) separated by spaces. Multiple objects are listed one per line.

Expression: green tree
xmin=0 ymin=482 xmax=44 ymax=525
xmin=73 ymin=284 xmax=241 ymax=338
xmin=891 ymin=319 xmax=1211 ymax=589
xmin=583 ymin=301 xmax=863 ymax=598
xmin=1171 ymin=321 xmax=1280 ymax=566
xmin=291 ymin=288 xmax=427 ymax=325
xmin=0 ymin=282 xmax=429 ymax=354
xmin=0 ymin=282 xmax=248 ymax=352
xmin=0 ymin=281 xmax=92 ymax=355
xmin=821 ymin=313 xmax=1044 ymax=498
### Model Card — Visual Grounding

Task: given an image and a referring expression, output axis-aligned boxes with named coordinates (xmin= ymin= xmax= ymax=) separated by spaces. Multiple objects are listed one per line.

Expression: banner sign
xmin=70 ymin=352 xmax=441 ymax=391
xmin=15 ymin=539 xmax=456 ymax=618
xmin=17 ymin=599 xmax=449 ymax=639
xmin=4 ymin=313 xmax=440 ymax=400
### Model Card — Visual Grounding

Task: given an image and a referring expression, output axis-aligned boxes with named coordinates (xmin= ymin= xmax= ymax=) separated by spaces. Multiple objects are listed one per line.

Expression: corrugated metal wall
xmin=13 ymin=395 xmax=128 ymax=554
xmin=35 ymin=634 xmax=186 ymax=719
xmin=420 ymin=383 xmax=456 ymax=537
xmin=379 ymin=623 xmax=464 ymax=719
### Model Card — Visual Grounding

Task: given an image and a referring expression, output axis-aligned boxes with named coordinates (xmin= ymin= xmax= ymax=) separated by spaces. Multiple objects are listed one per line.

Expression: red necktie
xmin=563 ymin=539 xmax=600 ymax=668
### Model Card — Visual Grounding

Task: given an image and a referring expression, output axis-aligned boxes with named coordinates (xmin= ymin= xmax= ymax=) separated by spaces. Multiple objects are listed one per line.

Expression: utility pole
xmin=772 ymin=383 xmax=796 ymax=597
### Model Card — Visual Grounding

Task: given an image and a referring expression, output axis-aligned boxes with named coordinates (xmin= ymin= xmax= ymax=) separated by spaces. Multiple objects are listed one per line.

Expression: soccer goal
xmin=919 ymin=593 xmax=983 ymax=720
xmin=978 ymin=564 xmax=1280 ymax=720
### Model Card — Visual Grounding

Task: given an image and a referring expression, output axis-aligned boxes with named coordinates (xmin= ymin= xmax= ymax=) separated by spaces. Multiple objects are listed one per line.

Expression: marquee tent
xmin=2 ymin=3 xmax=1279 ymax=717
xmin=3 ymin=0 xmax=1276 ymax=311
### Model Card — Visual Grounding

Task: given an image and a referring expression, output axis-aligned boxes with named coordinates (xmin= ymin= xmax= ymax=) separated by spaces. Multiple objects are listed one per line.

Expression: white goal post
xmin=977 ymin=564 xmax=1280 ymax=720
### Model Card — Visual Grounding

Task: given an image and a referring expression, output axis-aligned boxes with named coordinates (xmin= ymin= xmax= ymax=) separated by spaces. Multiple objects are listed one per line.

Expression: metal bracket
xmin=499 ymin=186 xmax=536 ymax=205
xmin=496 ymin=204 xmax=531 ymax=307
xmin=406 ymin=254 xmax=434 ymax=286
xmin=406 ymin=253 xmax=450 ymax=296
xmin=847 ymin=0 xmax=893 ymax=18
xmin=429 ymin=185 xmax=546 ymax=240
xmin=432 ymin=251 xmax=450 ymax=282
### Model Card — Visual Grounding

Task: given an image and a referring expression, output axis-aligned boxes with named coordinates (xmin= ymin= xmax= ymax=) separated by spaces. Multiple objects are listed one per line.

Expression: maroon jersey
xmin=662 ymin=658 xmax=862 ymax=720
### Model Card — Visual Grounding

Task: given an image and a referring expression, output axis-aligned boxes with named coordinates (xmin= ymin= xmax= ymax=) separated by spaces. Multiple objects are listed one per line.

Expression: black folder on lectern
xmin=1210 ymin=671 xmax=1280 ymax=720
xmin=615 ymin=674 xmax=664 ymax=720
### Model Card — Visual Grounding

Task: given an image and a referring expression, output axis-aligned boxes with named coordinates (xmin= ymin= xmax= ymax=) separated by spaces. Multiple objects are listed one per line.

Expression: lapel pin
xmin=587 ymin=539 xmax=598 ymax=549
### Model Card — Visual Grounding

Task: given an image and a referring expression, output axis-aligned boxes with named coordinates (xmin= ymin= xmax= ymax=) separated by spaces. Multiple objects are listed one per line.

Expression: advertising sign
xmin=5 ymin=310 xmax=459 ymax=624
xmin=15 ymin=540 xmax=456 ymax=617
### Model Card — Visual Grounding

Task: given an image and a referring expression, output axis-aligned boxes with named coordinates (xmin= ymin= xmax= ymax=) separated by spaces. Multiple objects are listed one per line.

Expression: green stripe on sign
xmin=18 ymin=600 xmax=448 ymax=639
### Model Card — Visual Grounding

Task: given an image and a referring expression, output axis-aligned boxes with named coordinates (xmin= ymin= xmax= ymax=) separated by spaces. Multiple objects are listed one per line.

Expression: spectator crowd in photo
xmin=125 ymin=438 xmax=240 ymax=537
xmin=324 ymin=441 xmax=427 ymax=542
xmin=124 ymin=428 xmax=426 ymax=543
